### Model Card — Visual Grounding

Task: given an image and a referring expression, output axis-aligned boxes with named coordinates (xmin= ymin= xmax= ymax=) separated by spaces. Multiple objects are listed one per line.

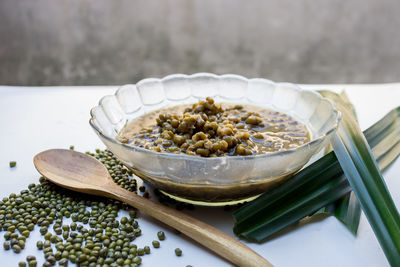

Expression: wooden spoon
xmin=34 ymin=149 xmax=273 ymax=267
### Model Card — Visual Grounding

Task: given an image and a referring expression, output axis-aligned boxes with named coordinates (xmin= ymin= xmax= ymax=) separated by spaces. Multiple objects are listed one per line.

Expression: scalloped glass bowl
xmin=90 ymin=73 xmax=341 ymax=205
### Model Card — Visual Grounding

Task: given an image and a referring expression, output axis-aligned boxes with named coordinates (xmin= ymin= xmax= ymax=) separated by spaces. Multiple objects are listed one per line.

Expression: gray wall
xmin=1 ymin=0 xmax=400 ymax=85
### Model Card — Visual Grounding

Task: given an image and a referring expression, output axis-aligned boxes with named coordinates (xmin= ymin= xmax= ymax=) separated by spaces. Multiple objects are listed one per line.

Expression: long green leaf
xmin=233 ymin=136 xmax=396 ymax=240
xmin=324 ymin=91 xmax=400 ymax=266
xmin=233 ymin=106 xmax=400 ymax=243
xmin=315 ymin=128 xmax=400 ymax=235
xmin=233 ymin=152 xmax=342 ymax=234
xmin=364 ymin=104 xmax=400 ymax=147
xmin=316 ymin=113 xmax=400 ymax=234
xmin=315 ymin=192 xmax=361 ymax=235
xmin=315 ymin=91 xmax=361 ymax=234
xmin=326 ymin=125 xmax=400 ymax=234
xmin=234 ymin=174 xmax=351 ymax=239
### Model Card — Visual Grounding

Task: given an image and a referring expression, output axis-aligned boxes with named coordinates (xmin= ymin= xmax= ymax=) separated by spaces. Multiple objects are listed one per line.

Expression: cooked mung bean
xmin=118 ymin=97 xmax=310 ymax=157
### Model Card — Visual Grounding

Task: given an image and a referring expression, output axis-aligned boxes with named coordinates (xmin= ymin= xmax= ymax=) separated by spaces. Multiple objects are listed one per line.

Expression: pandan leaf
xmin=322 ymin=91 xmax=400 ymax=266
xmin=233 ymin=100 xmax=400 ymax=263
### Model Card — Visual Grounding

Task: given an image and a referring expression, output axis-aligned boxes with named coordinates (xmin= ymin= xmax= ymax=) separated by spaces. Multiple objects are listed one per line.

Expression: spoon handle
xmin=106 ymin=184 xmax=273 ymax=267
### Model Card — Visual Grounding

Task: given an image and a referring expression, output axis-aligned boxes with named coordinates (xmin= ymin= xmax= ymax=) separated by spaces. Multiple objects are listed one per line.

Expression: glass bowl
xmin=89 ymin=73 xmax=341 ymax=206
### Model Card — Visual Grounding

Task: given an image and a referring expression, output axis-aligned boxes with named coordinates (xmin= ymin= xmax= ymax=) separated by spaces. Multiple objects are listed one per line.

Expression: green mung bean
xmin=26 ymin=255 xmax=36 ymax=261
xmin=137 ymin=248 xmax=144 ymax=256
xmin=175 ymin=248 xmax=182 ymax=256
xmin=12 ymin=244 xmax=21 ymax=253
xmin=0 ymin=148 xmax=161 ymax=266
xmin=36 ymin=240 xmax=43 ymax=250
xmin=58 ymin=258 xmax=68 ymax=266
xmin=133 ymin=256 xmax=142 ymax=264
xmin=157 ymin=231 xmax=165 ymax=240
xmin=152 ymin=240 xmax=160 ymax=248
xmin=3 ymin=241 xmax=10 ymax=250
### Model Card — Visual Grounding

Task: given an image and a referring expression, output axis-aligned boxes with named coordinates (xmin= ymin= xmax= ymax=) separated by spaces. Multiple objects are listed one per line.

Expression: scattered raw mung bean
xmin=12 ymin=244 xmax=21 ymax=253
xmin=26 ymin=255 xmax=36 ymax=262
xmin=175 ymin=248 xmax=182 ymax=256
xmin=0 ymin=148 xmax=193 ymax=266
xmin=133 ymin=256 xmax=142 ymax=264
xmin=58 ymin=258 xmax=67 ymax=266
xmin=36 ymin=240 xmax=43 ymax=250
xmin=137 ymin=248 xmax=144 ymax=256
xmin=152 ymin=240 xmax=160 ymax=248
xmin=157 ymin=231 xmax=165 ymax=240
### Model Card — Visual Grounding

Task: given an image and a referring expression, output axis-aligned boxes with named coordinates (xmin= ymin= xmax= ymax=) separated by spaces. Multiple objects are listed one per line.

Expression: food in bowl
xmin=117 ymin=97 xmax=311 ymax=157
xmin=90 ymin=73 xmax=341 ymax=205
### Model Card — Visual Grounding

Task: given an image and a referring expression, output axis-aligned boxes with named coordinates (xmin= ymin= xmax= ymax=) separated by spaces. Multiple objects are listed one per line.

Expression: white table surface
xmin=0 ymin=84 xmax=399 ymax=267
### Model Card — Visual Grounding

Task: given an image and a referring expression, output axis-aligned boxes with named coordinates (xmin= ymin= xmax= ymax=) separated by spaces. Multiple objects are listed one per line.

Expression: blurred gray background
xmin=1 ymin=0 xmax=400 ymax=85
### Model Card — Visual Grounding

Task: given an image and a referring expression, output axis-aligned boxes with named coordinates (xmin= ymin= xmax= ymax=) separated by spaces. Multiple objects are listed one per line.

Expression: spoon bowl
xmin=34 ymin=149 xmax=114 ymax=195
xmin=34 ymin=149 xmax=272 ymax=267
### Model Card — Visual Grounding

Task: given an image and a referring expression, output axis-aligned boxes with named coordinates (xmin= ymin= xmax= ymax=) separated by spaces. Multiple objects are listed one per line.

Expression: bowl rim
xmin=89 ymin=73 xmax=342 ymax=161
